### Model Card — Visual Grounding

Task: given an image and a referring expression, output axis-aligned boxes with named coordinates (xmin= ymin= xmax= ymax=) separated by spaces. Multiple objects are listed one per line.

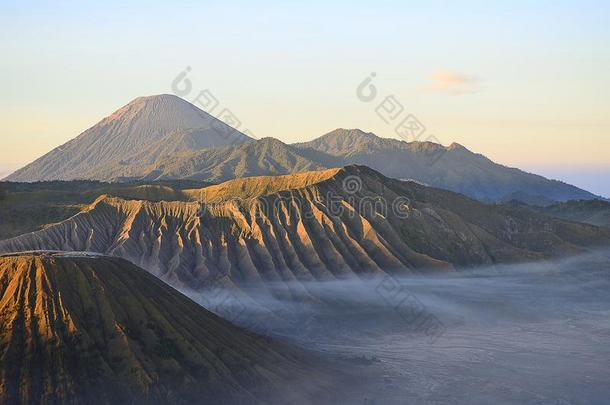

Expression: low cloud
xmin=427 ymin=69 xmax=479 ymax=95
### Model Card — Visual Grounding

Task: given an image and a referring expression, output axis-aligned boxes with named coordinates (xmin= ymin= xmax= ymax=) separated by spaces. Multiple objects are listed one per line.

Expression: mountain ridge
xmin=139 ymin=137 xmax=329 ymax=182
xmin=2 ymin=166 xmax=607 ymax=294
xmin=293 ymin=129 xmax=598 ymax=202
xmin=4 ymin=96 xmax=599 ymax=204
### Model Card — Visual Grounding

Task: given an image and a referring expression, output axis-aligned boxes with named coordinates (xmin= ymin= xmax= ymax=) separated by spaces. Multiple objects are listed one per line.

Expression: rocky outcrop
xmin=1 ymin=166 xmax=608 ymax=292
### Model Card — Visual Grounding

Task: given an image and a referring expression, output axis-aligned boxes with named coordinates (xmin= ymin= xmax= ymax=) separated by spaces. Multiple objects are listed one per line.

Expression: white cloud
xmin=427 ymin=69 xmax=479 ymax=95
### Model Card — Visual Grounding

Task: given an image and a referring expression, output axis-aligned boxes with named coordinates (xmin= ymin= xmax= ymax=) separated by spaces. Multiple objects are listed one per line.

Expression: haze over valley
xmin=2 ymin=2 xmax=609 ymax=403
xmin=1 ymin=95 xmax=609 ymax=403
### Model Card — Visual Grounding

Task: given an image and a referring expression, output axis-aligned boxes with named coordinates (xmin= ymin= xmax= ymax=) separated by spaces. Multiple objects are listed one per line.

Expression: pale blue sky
xmin=1 ymin=1 xmax=609 ymax=196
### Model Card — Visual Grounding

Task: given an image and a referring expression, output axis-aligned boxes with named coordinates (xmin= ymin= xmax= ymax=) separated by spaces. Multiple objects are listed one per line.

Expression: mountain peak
xmin=118 ymin=93 xmax=196 ymax=113
xmin=327 ymin=128 xmax=377 ymax=136
xmin=319 ymin=128 xmax=381 ymax=143
xmin=129 ymin=93 xmax=180 ymax=103
xmin=294 ymin=128 xmax=403 ymax=156
xmin=5 ymin=95 xmax=252 ymax=182
xmin=447 ymin=142 xmax=467 ymax=151
xmin=256 ymin=136 xmax=285 ymax=144
xmin=0 ymin=252 xmax=317 ymax=403
xmin=105 ymin=93 xmax=215 ymax=127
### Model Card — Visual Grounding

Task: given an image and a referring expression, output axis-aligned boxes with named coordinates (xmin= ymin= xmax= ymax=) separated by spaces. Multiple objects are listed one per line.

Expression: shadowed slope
xmin=5 ymin=107 xmax=599 ymax=204
xmin=139 ymin=137 xmax=329 ymax=182
xmin=537 ymin=199 xmax=610 ymax=228
xmin=1 ymin=167 xmax=608 ymax=294
xmin=0 ymin=252 xmax=326 ymax=404
xmin=294 ymin=129 xmax=598 ymax=202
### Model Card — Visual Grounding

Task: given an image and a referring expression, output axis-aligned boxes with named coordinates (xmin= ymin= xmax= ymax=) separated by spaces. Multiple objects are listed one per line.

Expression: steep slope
xmin=1 ymin=167 xmax=607 ymax=293
xmin=138 ymin=137 xmax=329 ymax=182
xmin=5 ymin=95 xmax=252 ymax=182
xmin=0 ymin=180 xmax=207 ymax=241
xmin=294 ymin=129 xmax=598 ymax=202
xmin=0 ymin=252 xmax=327 ymax=404
xmin=183 ymin=168 xmax=341 ymax=202
xmin=5 ymin=97 xmax=597 ymax=204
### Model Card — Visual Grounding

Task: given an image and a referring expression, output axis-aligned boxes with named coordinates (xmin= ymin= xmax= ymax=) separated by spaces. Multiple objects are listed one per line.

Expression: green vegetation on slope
xmin=0 ymin=180 xmax=209 ymax=240
xmin=535 ymin=199 xmax=610 ymax=228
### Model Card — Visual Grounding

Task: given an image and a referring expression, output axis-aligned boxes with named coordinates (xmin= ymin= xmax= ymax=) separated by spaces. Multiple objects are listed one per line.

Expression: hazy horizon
xmin=1 ymin=116 xmax=608 ymax=198
xmin=2 ymin=1 xmax=609 ymax=196
xmin=2 ymin=3 xmax=609 ymax=403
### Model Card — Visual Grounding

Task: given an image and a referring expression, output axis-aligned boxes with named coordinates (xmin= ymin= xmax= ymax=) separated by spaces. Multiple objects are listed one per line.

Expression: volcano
xmin=4 ymin=94 xmax=252 ymax=182
xmin=0 ymin=251 xmax=326 ymax=404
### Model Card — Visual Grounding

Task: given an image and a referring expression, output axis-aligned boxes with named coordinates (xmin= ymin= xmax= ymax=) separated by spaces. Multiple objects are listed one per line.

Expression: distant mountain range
xmin=2 ymin=166 xmax=607 ymax=293
xmin=3 ymin=93 xmax=608 ymax=405
xmin=293 ymin=129 xmax=600 ymax=202
xmin=502 ymin=199 xmax=610 ymax=229
xmin=0 ymin=252 xmax=326 ymax=404
xmin=4 ymin=94 xmax=599 ymax=204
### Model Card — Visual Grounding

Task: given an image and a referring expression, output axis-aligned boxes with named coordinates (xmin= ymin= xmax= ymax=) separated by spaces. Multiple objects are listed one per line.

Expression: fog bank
xmin=186 ymin=250 xmax=610 ymax=404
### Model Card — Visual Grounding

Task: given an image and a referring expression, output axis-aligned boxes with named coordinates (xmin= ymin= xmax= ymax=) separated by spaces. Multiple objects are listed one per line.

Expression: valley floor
xmin=196 ymin=250 xmax=610 ymax=404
